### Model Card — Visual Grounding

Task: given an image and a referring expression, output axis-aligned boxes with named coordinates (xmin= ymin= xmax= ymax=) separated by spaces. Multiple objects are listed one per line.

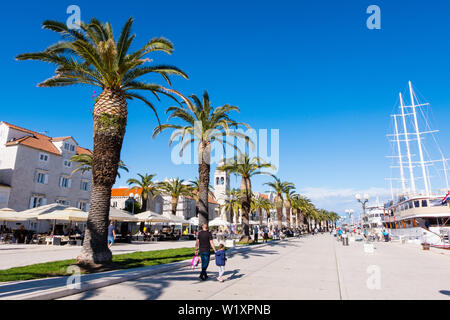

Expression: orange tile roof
xmin=111 ymin=187 xmax=143 ymax=197
xmin=77 ymin=146 xmax=92 ymax=155
xmin=2 ymin=122 xmax=90 ymax=156
xmin=259 ymin=193 xmax=269 ymax=199
xmin=111 ymin=187 xmax=219 ymax=204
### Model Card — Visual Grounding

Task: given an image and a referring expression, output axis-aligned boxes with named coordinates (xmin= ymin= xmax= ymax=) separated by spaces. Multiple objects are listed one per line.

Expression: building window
xmin=220 ymin=177 xmax=224 ymax=185
xmin=59 ymin=176 xmax=71 ymax=188
xmin=63 ymin=159 xmax=72 ymax=168
xmin=56 ymin=199 xmax=69 ymax=206
xmin=29 ymin=196 xmax=47 ymax=208
xmin=216 ymin=177 xmax=219 ymax=185
xmin=64 ymin=143 xmax=76 ymax=152
xmin=81 ymin=181 xmax=90 ymax=191
xmin=36 ymin=172 xmax=48 ymax=184
xmin=77 ymin=201 xmax=89 ymax=212
xmin=39 ymin=153 xmax=49 ymax=162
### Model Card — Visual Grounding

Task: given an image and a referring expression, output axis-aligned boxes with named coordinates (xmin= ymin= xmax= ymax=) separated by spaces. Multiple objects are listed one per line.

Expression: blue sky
xmin=2 ymin=0 xmax=450 ymax=219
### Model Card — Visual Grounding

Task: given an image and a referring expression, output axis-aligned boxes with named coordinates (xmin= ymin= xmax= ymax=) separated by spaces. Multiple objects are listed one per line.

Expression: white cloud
xmin=299 ymin=186 xmax=392 ymax=219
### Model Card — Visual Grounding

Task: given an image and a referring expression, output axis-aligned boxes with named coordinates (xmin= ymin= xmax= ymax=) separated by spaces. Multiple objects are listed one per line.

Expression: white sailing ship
xmin=383 ymin=82 xmax=450 ymax=248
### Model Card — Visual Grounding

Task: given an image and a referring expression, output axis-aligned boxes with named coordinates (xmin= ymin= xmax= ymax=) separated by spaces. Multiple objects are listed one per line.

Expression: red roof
xmin=2 ymin=122 xmax=91 ymax=156
xmin=111 ymin=187 xmax=143 ymax=197
xmin=111 ymin=187 xmax=219 ymax=204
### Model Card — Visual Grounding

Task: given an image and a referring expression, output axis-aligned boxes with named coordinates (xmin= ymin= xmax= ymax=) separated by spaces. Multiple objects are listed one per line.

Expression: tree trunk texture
xmin=276 ymin=202 xmax=283 ymax=229
xmin=77 ymin=88 xmax=127 ymax=266
xmin=198 ymin=142 xmax=211 ymax=227
xmin=171 ymin=197 xmax=178 ymax=216
xmin=240 ymin=177 xmax=251 ymax=236
xmin=285 ymin=200 xmax=291 ymax=229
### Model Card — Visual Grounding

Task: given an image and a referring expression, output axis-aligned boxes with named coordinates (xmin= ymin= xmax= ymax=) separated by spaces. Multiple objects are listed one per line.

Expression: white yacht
xmin=383 ymin=82 xmax=450 ymax=248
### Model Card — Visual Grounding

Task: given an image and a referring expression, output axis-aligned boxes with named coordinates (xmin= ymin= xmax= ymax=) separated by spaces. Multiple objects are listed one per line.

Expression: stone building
xmin=0 ymin=122 xmax=92 ymax=211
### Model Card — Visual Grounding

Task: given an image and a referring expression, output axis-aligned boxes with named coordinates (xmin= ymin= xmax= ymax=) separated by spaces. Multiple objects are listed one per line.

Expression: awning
xmin=109 ymin=207 xmax=139 ymax=222
xmin=134 ymin=211 xmax=173 ymax=223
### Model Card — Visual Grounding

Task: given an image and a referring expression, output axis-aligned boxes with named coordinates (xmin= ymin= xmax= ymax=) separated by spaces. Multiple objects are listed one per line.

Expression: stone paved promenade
xmin=61 ymin=234 xmax=450 ymax=300
xmin=0 ymin=241 xmax=196 ymax=270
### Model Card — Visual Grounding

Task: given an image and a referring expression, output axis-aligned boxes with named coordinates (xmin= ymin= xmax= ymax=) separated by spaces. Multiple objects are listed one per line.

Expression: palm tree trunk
xmin=198 ymin=142 xmax=211 ymax=227
xmin=259 ymin=209 xmax=263 ymax=227
xmin=77 ymin=88 xmax=127 ymax=266
xmin=276 ymin=202 xmax=283 ymax=229
xmin=285 ymin=201 xmax=291 ymax=229
xmin=240 ymin=177 xmax=251 ymax=237
xmin=171 ymin=196 xmax=178 ymax=216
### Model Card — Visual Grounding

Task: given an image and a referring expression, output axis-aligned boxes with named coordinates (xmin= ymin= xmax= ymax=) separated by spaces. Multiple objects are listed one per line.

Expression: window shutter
xmin=41 ymin=198 xmax=47 ymax=205
xmin=86 ymin=203 xmax=90 ymax=212
xmin=68 ymin=179 xmax=72 ymax=188
xmin=59 ymin=176 xmax=63 ymax=187
xmin=44 ymin=174 xmax=48 ymax=185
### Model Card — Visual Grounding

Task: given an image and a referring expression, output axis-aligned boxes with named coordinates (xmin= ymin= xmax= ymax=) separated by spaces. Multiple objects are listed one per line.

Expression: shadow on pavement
xmin=439 ymin=290 xmax=450 ymax=296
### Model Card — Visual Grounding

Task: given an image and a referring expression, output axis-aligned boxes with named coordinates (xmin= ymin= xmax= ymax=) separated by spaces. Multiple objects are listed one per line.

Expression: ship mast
xmin=399 ymin=92 xmax=416 ymax=194
xmin=393 ymin=114 xmax=407 ymax=193
xmin=408 ymin=81 xmax=430 ymax=196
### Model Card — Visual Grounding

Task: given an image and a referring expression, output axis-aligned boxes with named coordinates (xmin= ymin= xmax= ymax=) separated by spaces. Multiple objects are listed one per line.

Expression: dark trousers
xmin=200 ymin=251 xmax=210 ymax=278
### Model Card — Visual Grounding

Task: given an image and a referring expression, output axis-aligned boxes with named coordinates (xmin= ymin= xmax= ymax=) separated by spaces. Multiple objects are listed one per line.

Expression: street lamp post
xmin=355 ymin=193 xmax=370 ymax=238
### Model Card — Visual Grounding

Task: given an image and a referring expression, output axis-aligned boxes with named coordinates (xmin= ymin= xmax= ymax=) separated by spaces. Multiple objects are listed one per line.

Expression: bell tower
xmin=213 ymin=161 xmax=230 ymax=220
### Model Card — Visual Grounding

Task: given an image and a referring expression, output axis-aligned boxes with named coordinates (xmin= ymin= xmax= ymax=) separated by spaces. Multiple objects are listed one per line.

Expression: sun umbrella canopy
xmin=36 ymin=206 xmax=88 ymax=222
xmin=0 ymin=208 xmax=27 ymax=222
xmin=163 ymin=213 xmax=189 ymax=224
xmin=134 ymin=211 xmax=172 ymax=223
xmin=109 ymin=207 xmax=139 ymax=222
xmin=20 ymin=203 xmax=69 ymax=219
xmin=189 ymin=217 xmax=199 ymax=225
xmin=208 ymin=217 xmax=230 ymax=227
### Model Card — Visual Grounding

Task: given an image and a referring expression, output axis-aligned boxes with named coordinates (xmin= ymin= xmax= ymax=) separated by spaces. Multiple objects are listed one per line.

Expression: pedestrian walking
xmin=254 ymin=225 xmax=259 ymax=243
xmin=263 ymin=226 xmax=269 ymax=243
xmin=195 ymin=224 xmax=217 ymax=281
xmin=215 ymin=243 xmax=227 ymax=282
xmin=107 ymin=221 xmax=116 ymax=249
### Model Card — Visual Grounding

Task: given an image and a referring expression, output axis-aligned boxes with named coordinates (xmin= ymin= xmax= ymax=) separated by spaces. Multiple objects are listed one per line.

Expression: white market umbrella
xmin=163 ymin=213 xmax=189 ymax=225
xmin=134 ymin=211 xmax=172 ymax=223
xmin=189 ymin=217 xmax=199 ymax=225
xmin=109 ymin=207 xmax=139 ymax=222
xmin=36 ymin=206 xmax=88 ymax=222
xmin=209 ymin=217 xmax=230 ymax=227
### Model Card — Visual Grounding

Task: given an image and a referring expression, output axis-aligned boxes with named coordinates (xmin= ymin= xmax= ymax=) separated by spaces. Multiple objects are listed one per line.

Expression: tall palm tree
xmin=153 ymin=91 xmax=249 ymax=227
xmin=291 ymin=194 xmax=312 ymax=229
xmin=189 ymin=177 xmax=215 ymax=217
xmin=126 ymin=173 xmax=158 ymax=212
xmin=252 ymin=196 xmax=273 ymax=227
xmin=264 ymin=177 xmax=294 ymax=229
xmin=283 ymin=186 xmax=296 ymax=229
xmin=158 ymin=178 xmax=193 ymax=216
xmin=69 ymin=153 xmax=128 ymax=178
xmin=218 ymin=155 xmax=274 ymax=237
xmin=17 ymin=17 xmax=188 ymax=265
xmin=224 ymin=188 xmax=242 ymax=225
